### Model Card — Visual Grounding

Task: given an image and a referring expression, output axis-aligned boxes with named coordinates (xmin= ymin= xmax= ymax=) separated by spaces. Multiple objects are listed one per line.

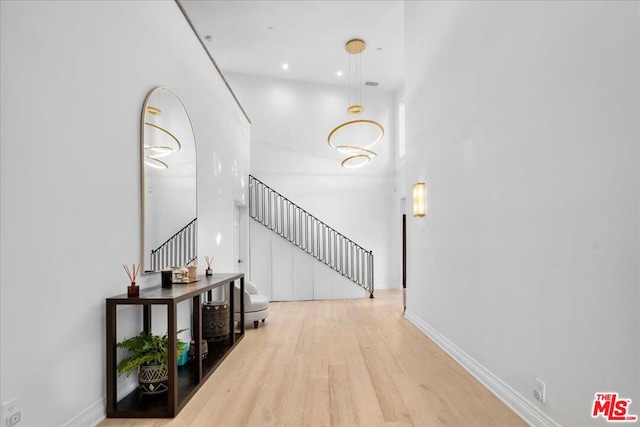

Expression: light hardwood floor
xmin=100 ymin=290 xmax=525 ymax=426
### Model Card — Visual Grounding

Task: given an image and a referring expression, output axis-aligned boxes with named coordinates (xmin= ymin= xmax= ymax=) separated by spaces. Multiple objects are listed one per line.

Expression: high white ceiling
xmin=179 ymin=1 xmax=405 ymax=92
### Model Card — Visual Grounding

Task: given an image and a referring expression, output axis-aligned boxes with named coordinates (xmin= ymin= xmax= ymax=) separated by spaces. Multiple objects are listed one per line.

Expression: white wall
xmin=403 ymin=2 xmax=639 ymax=426
xmin=227 ymin=73 xmax=402 ymax=290
xmin=0 ymin=2 xmax=249 ymax=426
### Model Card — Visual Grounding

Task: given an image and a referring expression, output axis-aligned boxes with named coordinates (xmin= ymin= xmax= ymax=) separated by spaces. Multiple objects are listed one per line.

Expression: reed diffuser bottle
xmin=205 ymin=256 xmax=213 ymax=277
xmin=124 ymin=264 xmax=140 ymax=297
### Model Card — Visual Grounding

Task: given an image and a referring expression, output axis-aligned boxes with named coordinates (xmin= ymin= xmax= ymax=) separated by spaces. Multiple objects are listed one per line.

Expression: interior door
xmin=403 ymin=213 xmax=407 ymax=311
xmin=234 ymin=206 xmax=241 ymax=273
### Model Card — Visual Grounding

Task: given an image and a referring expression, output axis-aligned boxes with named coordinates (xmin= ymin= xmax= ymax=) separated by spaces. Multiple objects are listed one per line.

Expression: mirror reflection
xmin=141 ymin=87 xmax=197 ymax=273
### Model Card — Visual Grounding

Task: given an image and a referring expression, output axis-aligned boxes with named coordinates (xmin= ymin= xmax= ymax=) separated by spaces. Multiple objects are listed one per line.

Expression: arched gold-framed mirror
xmin=141 ymin=87 xmax=197 ymax=273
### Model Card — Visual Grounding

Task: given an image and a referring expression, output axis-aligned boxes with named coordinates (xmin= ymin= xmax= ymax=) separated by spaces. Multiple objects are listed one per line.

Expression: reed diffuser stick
xmin=123 ymin=264 xmax=140 ymax=283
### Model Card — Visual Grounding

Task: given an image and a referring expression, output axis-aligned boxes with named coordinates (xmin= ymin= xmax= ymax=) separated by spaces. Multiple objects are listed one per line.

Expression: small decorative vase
xmin=205 ymin=267 xmax=213 ymax=277
xmin=188 ymin=339 xmax=209 ymax=360
xmin=127 ymin=282 xmax=139 ymax=297
xmin=187 ymin=266 xmax=197 ymax=282
xmin=161 ymin=270 xmax=173 ymax=288
xmin=177 ymin=341 xmax=190 ymax=366
xmin=138 ymin=363 xmax=169 ymax=395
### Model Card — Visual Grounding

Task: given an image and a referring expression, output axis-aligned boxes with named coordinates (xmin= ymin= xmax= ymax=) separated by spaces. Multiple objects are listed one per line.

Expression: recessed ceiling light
xmin=282 ymin=63 xmax=289 ymax=70
xmin=336 ymin=71 xmax=343 ymax=77
xmin=268 ymin=26 xmax=274 ymax=30
xmin=376 ymin=47 xmax=382 ymax=52
xmin=204 ymin=35 xmax=212 ymax=42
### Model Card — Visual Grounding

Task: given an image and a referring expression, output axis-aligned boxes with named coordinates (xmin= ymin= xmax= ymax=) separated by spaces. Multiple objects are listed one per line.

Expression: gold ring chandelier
xmin=143 ymin=105 xmax=182 ymax=169
xmin=327 ymin=39 xmax=384 ymax=169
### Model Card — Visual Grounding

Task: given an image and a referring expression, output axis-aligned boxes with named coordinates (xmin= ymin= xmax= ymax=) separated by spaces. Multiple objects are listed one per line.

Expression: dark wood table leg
xmin=106 ymin=300 xmax=117 ymax=416
xmin=228 ymin=279 xmax=235 ymax=346
xmin=168 ymin=301 xmax=177 ymax=417
xmin=192 ymin=293 xmax=202 ymax=382
xmin=240 ymin=276 xmax=245 ymax=335
xmin=143 ymin=305 xmax=151 ymax=334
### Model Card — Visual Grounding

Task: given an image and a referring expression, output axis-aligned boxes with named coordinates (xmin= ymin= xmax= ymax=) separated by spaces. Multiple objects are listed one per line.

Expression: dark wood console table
xmin=106 ymin=273 xmax=244 ymax=418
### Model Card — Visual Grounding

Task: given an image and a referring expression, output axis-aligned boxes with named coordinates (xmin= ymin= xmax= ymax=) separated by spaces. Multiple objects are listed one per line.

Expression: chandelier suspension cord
xmin=357 ymin=49 xmax=362 ymax=108
xmin=349 ymin=48 xmax=352 ymax=107
xmin=348 ymin=46 xmax=362 ymax=108
xmin=349 ymin=48 xmax=355 ymax=107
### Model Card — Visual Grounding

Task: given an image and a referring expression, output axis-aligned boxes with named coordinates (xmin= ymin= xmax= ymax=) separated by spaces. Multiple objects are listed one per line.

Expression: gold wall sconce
xmin=413 ymin=182 xmax=426 ymax=217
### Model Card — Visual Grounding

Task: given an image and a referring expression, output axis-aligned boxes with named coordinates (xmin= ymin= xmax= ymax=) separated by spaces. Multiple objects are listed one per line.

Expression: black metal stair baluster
xmin=298 ymin=209 xmax=302 ymax=250
xmin=276 ymin=195 xmax=281 ymax=235
xmin=283 ymin=197 xmax=287 ymax=240
xmin=323 ymin=224 xmax=327 ymax=265
xmin=337 ymin=235 xmax=342 ymax=275
xmin=351 ymin=243 xmax=355 ymax=281
xmin=331 ymin=229 xmax=338 ymax=268
xmin=287 ymin=203 xmax=292 ymax=243
xmin=309 ymin=216 xmax=316 ymax=256
xmin=302 ymin=211 xmax=306 ymax=252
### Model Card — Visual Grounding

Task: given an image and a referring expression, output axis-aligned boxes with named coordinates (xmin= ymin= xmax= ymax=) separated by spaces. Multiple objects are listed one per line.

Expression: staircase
xmin=148 ymin=218 xmax=197 ymax=272
xmin=249 ymin=175 xmax=374 ymax=298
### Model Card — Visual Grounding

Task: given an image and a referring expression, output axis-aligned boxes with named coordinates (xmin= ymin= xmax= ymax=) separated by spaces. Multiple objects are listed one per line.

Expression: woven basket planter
xmin=202 ymin=301 xmax=230 ymax=342
xmin=138 ymin=363 xmax=168 ymax=395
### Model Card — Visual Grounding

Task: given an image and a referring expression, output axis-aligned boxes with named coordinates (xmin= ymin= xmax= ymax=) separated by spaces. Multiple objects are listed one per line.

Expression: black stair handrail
xmin=149 ymin=218 xmax=197 ymax=272
xmin=249 ymin=175 xmax=374 ymax=298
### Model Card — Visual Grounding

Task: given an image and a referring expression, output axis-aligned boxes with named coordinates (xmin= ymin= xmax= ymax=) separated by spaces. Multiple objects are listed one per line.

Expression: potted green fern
xmin=116 ymin=329 xmax=188 ymax=395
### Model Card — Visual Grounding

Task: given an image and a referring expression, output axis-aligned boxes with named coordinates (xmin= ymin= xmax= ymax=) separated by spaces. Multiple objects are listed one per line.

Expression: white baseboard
xmin=61 ymin=379 xmax=137 ymax=427
xmin=60 ymin=398 xmax=104 ymax=427
xmin=404 ymin=310 xmax=561 ymax=427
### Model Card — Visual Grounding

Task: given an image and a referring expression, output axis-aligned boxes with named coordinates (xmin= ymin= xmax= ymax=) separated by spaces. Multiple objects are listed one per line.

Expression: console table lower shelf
xmin=106 ymin=273 xmax=245 ymax=418
xmin=113 ymin=333 xmax=243 ymax=418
